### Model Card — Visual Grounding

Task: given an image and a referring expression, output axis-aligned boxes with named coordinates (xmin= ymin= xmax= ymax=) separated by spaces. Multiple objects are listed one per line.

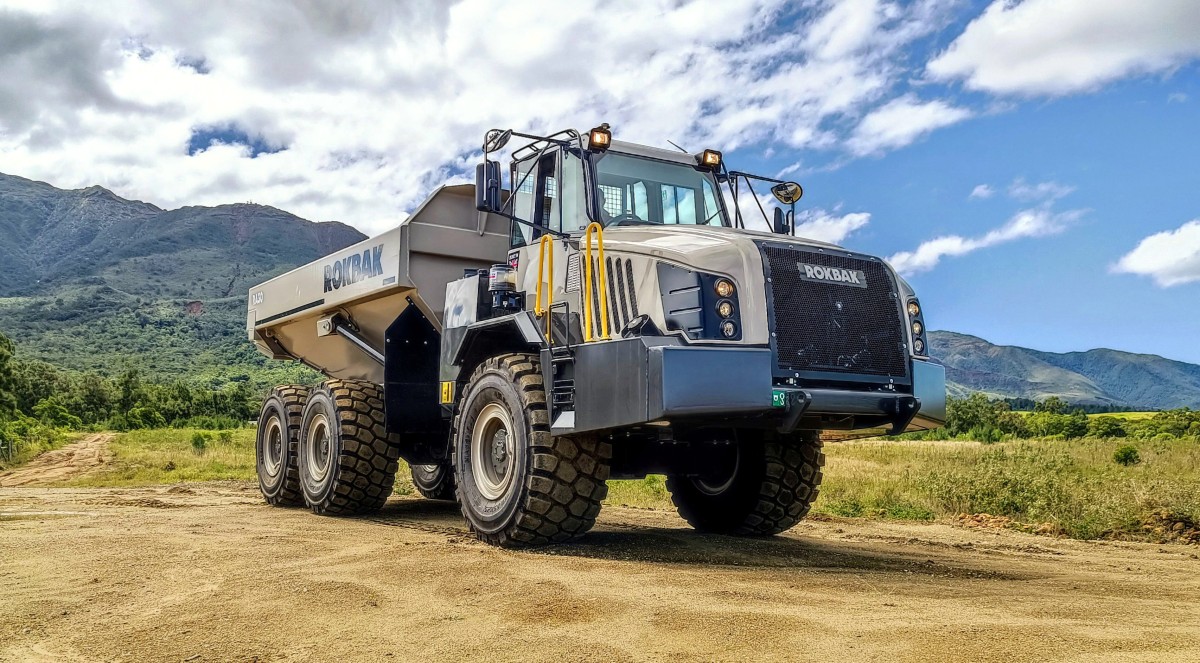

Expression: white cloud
xmin=1112 ymin=220 xmax=1200 ymax=287
xmin=888 ymin=207 xmax=1083 ymax=275
xmin=0 ymin=0 xmax=961 ymax=236
xmin=793 ymin=209 xmax=871 ymax=245
xmin=1007 ymin=178 xmax=1074 ymax=203
xmin=927 ymin=0 xmax=1200 ymax=96
xmin=847 ymin=95 xmax=971 ymax=156
xmin=969 ymin=184 xmax=994 ymax=200
xmin=1168 ymin=92 xmax=1188 ymax=103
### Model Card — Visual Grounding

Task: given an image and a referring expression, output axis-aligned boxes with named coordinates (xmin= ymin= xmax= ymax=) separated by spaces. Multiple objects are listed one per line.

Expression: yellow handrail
xmin=583 ymin=222 xmax=612 ymax=341
xmin=534 ymin=234 xmax=554 ymax=340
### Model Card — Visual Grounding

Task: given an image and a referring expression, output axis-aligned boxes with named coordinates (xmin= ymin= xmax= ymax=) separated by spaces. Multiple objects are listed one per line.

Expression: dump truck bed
xmin=247 ymin=184 xmax=509 ymax=384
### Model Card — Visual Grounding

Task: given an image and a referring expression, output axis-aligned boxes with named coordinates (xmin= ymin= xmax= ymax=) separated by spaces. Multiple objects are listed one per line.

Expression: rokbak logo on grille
xmin=797 ymin=262 xmax=868 ymax=288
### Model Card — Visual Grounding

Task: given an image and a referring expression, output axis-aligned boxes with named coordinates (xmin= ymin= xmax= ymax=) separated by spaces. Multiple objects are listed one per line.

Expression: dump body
xmin=247 ymin=184 xmax=510 ymax=383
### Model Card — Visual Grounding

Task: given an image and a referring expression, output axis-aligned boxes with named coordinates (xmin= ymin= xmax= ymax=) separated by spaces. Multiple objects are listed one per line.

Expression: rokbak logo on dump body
xmin=796 ymin=262 xmax=868 ymax=288
xmin=324 ymin=245 xmax=384 ymax=293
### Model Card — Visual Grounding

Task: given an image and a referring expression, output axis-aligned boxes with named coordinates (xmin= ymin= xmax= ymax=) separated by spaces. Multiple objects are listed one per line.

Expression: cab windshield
xmin=593 ymin=152 xmax=726 ymax=227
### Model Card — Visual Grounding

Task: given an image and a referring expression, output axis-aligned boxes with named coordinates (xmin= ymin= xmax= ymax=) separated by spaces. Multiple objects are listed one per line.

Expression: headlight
xmin=716 ymin=300 xmax=734 ymax=318
xmin=907 ymin=297 xmax=928 ymax=356
xmin=714 ymin=279 xmax=735 ymax=298
xmin=720 ymin=320 xmax=738 ymax=338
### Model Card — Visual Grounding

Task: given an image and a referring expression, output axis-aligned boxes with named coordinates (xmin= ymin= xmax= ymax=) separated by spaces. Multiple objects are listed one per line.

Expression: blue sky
xmin=782 ymin=70 xmax=1200 ymax=362
xmin=0 ymin=0 xmax=1198 ymax=361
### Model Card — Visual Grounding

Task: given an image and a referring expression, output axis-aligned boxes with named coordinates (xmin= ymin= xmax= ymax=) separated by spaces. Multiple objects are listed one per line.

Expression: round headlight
xmin=907 ymin=301 xmax=920 ymax=317
xmin=717 ymin=300 xmax=734 ymax=318
xmin=913 ymin=338 xmax=925 ymax=354
xmin=720 ymin=320 xmax=738 ymax=338
xmin=715 ymin=279 xmax=735 ymax=298
xmin=912 ymin=321 xmax=923 ymax=336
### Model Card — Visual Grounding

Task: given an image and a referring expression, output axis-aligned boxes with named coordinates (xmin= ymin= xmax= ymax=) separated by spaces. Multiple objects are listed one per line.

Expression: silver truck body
xmin=247 ymin=185 xmax=509 ymax=384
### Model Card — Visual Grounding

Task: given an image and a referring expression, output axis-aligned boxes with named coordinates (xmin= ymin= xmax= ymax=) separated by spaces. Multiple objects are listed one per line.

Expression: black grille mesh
xmin=762 ymin=245 xmax=907 ymax=378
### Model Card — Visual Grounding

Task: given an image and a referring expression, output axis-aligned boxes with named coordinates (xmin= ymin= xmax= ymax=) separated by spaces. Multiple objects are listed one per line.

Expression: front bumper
xmin=560 ymin=338 xmax=947 ymax=436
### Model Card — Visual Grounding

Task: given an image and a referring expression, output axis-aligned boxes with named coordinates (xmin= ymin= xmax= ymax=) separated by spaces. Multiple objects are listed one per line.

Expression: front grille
xmin=761 ymin=244 xmax=908 ymax=379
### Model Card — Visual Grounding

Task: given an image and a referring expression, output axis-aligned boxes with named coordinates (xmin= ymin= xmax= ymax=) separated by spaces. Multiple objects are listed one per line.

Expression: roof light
xmin=588 ymin=124 xmax=612 ymax=151
xmin=699 ymin=149 xmax=723 ymax=169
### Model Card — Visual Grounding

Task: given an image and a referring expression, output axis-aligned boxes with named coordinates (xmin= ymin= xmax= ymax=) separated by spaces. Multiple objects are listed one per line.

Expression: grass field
xmin=55 ymin=428 xmax=1200 ymax=542
xmin=1086 ymin=411 xmax=1159 ymax=420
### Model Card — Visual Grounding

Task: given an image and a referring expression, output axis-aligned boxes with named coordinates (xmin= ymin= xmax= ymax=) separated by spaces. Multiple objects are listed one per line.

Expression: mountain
xmin=0 ymin=172 xmax=365 ymax=384
xmin=930 ymin=331 xmax=1200 ymax=409
xmin=3 ymin=172 xmax=1197 ymax=408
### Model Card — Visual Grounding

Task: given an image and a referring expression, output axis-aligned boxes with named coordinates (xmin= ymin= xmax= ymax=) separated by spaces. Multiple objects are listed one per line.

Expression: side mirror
xmin=475 ymin=160 xmax=501 ymax=212
xmin=771 ymin=181 xmax=803 ymax=205
xmin=772 ymin=207 xmax=791 ymax=235
xmin=483 ymin=129 xmax=512 ymax=153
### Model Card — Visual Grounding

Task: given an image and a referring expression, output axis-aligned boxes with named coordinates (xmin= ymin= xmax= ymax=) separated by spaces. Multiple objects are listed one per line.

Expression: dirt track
xmin=1 ymin=481 xmax=1198 ymax=663
xmin=0 ymin=434 xmax=113 ymax=487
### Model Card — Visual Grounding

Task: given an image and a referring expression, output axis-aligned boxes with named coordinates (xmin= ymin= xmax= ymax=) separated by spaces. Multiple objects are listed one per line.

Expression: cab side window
xmin=509 ymin=151 xmax=563 ymax=248
xmin=510 ymin=157 xmax=537 ymax=248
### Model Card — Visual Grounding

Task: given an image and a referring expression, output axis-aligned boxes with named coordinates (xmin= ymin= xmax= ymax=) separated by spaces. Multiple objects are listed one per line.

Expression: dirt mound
xmin=1139 ymin=509 xmax=1200 ymax=544
xmin=0 ymin=434 xmax=114 ymax=487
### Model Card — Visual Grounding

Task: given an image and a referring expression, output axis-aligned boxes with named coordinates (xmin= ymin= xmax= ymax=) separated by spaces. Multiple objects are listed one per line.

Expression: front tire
xmin=298 ymin=380 xmax=401 ymax=515
xmin=411 ymin=463 xmax=456 ymax=501
xmin=256 ymin=385 xmax=308 ymax=506
xmin=667 ymin=431 xmax=824 ymax=536
xmin=453 ymin=353 xmax=611 ymax=547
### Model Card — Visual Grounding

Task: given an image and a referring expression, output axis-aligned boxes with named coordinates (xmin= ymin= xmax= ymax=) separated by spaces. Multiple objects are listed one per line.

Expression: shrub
xmin=127 ymin=406 xmax=167 ymax=430
xmin=191 ymin=431 xmax=209 ymax=455
xmin=1113 ymin=445 xmax=1141 ymax=466
xmin=217 ymin=430 xmax=233 ymax=445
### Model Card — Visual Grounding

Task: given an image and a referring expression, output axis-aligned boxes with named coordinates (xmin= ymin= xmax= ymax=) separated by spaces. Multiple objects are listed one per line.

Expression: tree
xmin=1087 ymin=415 xmax=1126 ymax=438
xmin=0 ymin=333 xmax=16 ymax=421
xmin=33 ymin=399 xmax=83 ymax=429
xmin=116 ymin=369 xmax=145 ymax=414
xmin=945 ymin=393 xmax=1028 ymax=439
xmin=1035 ymin=396 xmax=1069 ymax=415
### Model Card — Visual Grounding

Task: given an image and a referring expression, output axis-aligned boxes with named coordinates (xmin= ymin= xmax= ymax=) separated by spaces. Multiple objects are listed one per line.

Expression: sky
xmin=1 ymin=0 xmax=1198 ymax=362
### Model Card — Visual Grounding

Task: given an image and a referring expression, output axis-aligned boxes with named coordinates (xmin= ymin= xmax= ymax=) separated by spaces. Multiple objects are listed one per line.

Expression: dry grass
xmin=68 ymin=428 xmax=258 ymax=486
xmin=63 ymin=429 xmax=1200 ymax=542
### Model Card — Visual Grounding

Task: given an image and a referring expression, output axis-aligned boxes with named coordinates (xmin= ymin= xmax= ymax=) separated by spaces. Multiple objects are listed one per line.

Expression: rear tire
xmin=255 ymin=385 xmax=308 ymax=506
xmin=298 ymin=379 xmax=401 ymax=515
xmin=666 ymin=431 xmax=824 ymax=536
xmin=411 ymin=463 xmax=456 ymax=501
xmin=453 ymin=353 xmax=611 ymax=547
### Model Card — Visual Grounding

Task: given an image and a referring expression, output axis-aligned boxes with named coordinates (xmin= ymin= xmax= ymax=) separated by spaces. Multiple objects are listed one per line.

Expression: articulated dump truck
xmin=246 ymin=125 xmax=946 ymax=547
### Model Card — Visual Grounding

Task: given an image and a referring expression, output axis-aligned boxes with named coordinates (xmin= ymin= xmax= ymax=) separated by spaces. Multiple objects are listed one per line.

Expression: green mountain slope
xmin=0 ymin=173 xmax=365 ymax=385
xmin=930 ymin=331 xmax=1200 ymax=409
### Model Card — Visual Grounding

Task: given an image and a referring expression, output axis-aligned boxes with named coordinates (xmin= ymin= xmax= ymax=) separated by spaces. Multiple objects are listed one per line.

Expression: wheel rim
xmin=263 ymin=415 xmax=284 ymax=476
xmin=693 ymin=447 xmax=739 ymax=496
xmin=414 ymin=464 xmax=440 ymax=482
xmin=306 ymin=412 xmax=332 ymax=483
xmin=470 ymin=402 xmax=515 ymax=501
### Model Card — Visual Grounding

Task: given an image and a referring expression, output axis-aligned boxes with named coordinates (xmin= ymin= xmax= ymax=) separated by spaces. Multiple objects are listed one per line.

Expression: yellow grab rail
xmin=534 ymin=234 xmax=554 ymax=340
xmin=583 ymin=222 xmax=612 ymax=341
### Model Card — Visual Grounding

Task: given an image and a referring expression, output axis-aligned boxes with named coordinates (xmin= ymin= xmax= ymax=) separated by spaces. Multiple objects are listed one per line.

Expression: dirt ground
xmin=2 ymin=438 xmax=1199 ymax=662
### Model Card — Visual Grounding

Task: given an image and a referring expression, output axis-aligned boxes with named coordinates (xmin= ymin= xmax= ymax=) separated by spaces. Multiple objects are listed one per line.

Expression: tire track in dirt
xmin=0 ymin=434 xmax=114 ymax=487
